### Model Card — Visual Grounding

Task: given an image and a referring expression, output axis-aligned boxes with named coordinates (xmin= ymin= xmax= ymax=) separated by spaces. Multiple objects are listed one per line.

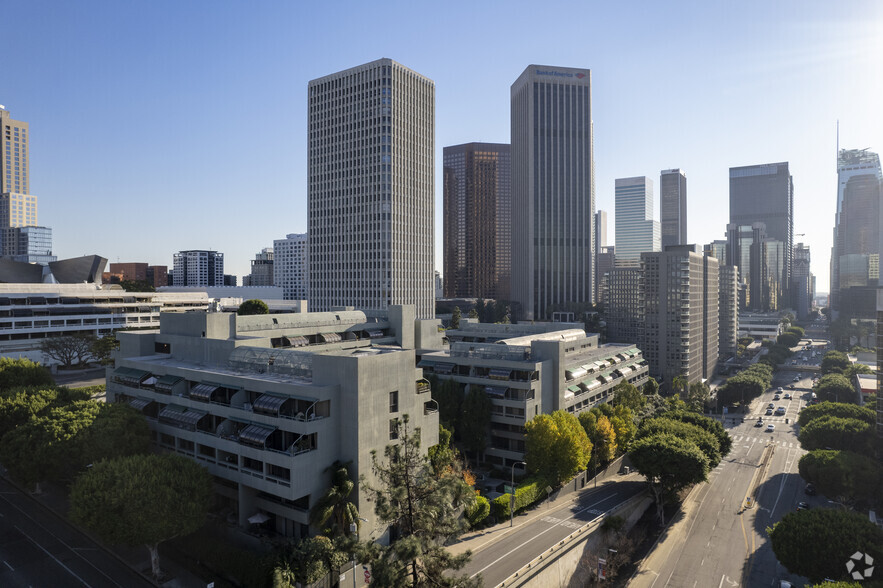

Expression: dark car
xmin=805 ymin=483 xmax=816 ymax=496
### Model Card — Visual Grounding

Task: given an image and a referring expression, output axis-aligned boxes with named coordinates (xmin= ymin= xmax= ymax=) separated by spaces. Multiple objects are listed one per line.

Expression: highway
xmin=631 ymin=341 xmax=827 ymax=588
xmin=461 ymin=478 xmax=646 ymax=587
xmin=0 ymin=476 xmax=153 ymax=588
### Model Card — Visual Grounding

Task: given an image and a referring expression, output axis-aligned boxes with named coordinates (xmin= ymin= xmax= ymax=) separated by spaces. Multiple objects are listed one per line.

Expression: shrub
xmin=491 ymin=474 xmax=551 ymax=519
xmin=466 ymin=495 xmax=490 ymax=527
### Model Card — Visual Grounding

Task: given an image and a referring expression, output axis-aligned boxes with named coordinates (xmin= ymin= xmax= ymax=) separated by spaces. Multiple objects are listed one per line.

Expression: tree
xmin=428 ymin=425 xmax=458 ymax=476
xmin=274 ymin=535 xmax=352 ymax=586
xmin=0 ymin=401 xmax=150 ymax=490
xmin=450 ymin=306 xmax=461 ymax=329
xmin=593 ymin=416 xmax=617 ymax=464
xmin=119 ymin=279 xmax=155 ymax=292
xmin=799 ymin=415 xmax=875 ymax=456
xmin=686 ymin=382 xmax=710 ymax=413
xmin=609 ymin=405 xmax=637 ymax=454
xmin=40 ymin=334 xmax=95 ymax=368
xmin=636 ymin=418 xmax=722 ymax=468
xmin=842 ymin=363 xmax=873 ymax=380
xmin=70 ymin=453 xmax=213 ymax=580
xmin=797 ymin=401 xmax=875 ymax=428
xmin=611 ymin=380 xmax=646 ymax=412
xmin=786 ymin=325 xmax=805 ymax=338
xmin=798 ymin=449 xmax=883 ymax=508
xmin=90 ymin=333 xmax=119 ymax=365
xmin=237 ymin=299 xmax=269 ymax=315
xmin=0 ymin=387 xmax=58 ymax=434
xmin=816 ymin=374 xmax=857 ymax=404
xmin=776 ymin=332 xmax=800 ymax=348
xmin=467 ymin=307 xmax=479 ymax=320
xmin=430 ymin=376 xmax=464 ymax=433
xmin=821 ymin=350 xmax=851 ymax=375
xmin=671 ymin=375 xmax=688 ymax=398
xmin=767 ymin=508 xmax=883 ymax=584
xmin=658 ymin=410 xmax=733 ymax=458
xmin=643 ymin=377 xmax=660 ymax=397
xmin=310 ymin=461 xmax=360 ymax=537
xmin=359 ymin=415 xmax=478 ymax=587
xmin=525 ymin=410 xmax=592 ymax=485
xmin=629 ymin=433 xmax=709 ymax=524
xmin=460 ymin=387 xmax=491 ymax=460
xmin=0 ymin=358 xmax=54 ymax=389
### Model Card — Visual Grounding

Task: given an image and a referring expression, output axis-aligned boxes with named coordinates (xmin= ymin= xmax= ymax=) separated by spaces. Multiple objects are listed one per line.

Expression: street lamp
xmin=350 ymin=517 xmax=369 ymax=588
xmin=510 ymin=461 xmax=526 ymax=527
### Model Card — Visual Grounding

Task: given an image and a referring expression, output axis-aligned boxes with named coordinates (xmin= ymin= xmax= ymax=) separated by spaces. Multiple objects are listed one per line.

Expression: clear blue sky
xmin=2 ymin=0 xmax=881 ymax=292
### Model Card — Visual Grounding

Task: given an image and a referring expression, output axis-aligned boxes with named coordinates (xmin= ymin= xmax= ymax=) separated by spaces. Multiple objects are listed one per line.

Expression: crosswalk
xmin=730 ymin=435 xmax=798 ymax=447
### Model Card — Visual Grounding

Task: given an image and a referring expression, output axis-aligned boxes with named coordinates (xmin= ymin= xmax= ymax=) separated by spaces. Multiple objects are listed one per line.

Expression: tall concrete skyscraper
xmin=443 ymin=142 xmax=511 ymax=300
xmin=729 ymin=162 xmax=793 ymax=301
xmin=511 ymin=65 xmax=594 ymax=320
xmin=830 ymin=149 xmax=882 ymax=314
xmin=274 ymin=233 xmax=309 ymax=301
xmin=308 ymin=59 xmax=435 ymax=318
xmin=660 ymin=169 xmax=687 ymax=248
xmin=615 ymin=176 xmax=660 ymax=266
xmin=1 ymin=106 xmax=30 ymax=195
xmin=171 ymin=250 xmax=224 ymax=287
xmin=594 ymin=210 xmax=608 ymax=302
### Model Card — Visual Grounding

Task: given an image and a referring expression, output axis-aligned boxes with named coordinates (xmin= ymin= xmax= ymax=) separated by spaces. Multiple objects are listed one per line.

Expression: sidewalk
xmin=447 ymin=465 xmax=646 ymax=558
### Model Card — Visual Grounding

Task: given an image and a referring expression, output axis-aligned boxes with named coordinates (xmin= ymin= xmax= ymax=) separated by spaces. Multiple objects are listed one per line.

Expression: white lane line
xmin=3 ymin=560 xmax=13 ymax=571
xmin=14 ymin=525 xmax=93 ymax=587
xmin=469 ymin=493 xmax=628 ymax=578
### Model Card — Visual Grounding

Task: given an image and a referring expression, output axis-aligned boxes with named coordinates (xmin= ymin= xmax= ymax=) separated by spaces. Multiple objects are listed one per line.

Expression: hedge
xmin=490 ymin=474 xmax=551 ymax=519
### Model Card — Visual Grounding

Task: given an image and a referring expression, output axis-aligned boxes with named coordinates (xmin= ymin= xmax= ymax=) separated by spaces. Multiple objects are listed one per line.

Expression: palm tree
xmin=309 ymin=461 xmax=360 ymax=537
xmin=672 ymin=375 xmax=688 ymax=399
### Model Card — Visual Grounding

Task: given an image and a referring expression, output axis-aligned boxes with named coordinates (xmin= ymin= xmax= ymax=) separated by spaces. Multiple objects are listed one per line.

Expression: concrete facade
xmin=172 ymin=250 xmax=224 ymax=287
xmin=274 ymin=233 xmax=308 ymax=301
xmin=107 ymin=305 xmax=439 ymax=541
xmin=511 ymin=65 xmax=594 ymax=320
xmin=660 ymin=168 xmax=687 ymax=249
xmin=718 ymin=265 xmax=739 ymax=358
xmin=308 ymin=59 xmax=435 ymax=319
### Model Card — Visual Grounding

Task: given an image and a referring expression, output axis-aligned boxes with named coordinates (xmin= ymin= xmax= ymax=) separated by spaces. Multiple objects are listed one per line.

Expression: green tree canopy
xmin=593 ymin=415 xmax=617 ymax=464
xmin=798 ymin=415 xmax=875 ymax=456
xmin=40 ymin=334 xmax=96 ymax=368
xmin=643 ymin=377 xmax=660 ymax=397
xmin=450 ymin=306 xmax=461 ymax=330
xmin=237 ymin=299 xmax=269 ymax=315
xmin=815 ymin=373 xmax=858 ymax=404
xmin=821 ymin=350 xmax=851 ymax=375
xmin=70 ymin=453 xmax=213 ymax=579
xmin=797 ymin=401 xmax=875 ymax=428
xmin=786 ymin=325 xmax=805 ymax=338
xmin=657 ymin=410 xmax=732 ymax=458
xmin=768 ymin=508 xmax=883 ymax=584
xmin=685 ymin=382 xmax=710 ymax=413
xmin=359 ymin=415 xmax=478 ymax=587
xmin=610 ymin=380 xmax=647 ymax=412
xmin=716 ymin=363 xmax=773 ymax=407
xmin=309 ymin=460 xmax=360 ymax=537
xmin=629 ymin=432 xmax=709 ymax=524
xmin=525 ymin=410 xmax=593 ymax=485
xmin=90 ymin=333 xmax=119 ymax=365
xmin=842 ymin=363 xmax=873 ymax=380
xmin=428 ymin=424 xmax=458 ymax=476
xmin=119 ymin=279 xmax=156 ymax=292
xmin=429 ymin=375 xmax=463 ymax=431
xmin=798 ymin=449 xmax=883 ymax=508
xmin=776 ymin=332 xmax=800 ymax=348
xmin=460 ymin=386 xmax=491 ymax=458
xmin=0 ymin=387 xmax=59 ymax=435
xmin=609 ymin=405 xmax=637 ymax=454
xmin=636 ymin=418 xmax=721 ymax=468
xmin=0 ymin=357 xmax=54 ymax=388
xmin=274 ymin=535 xmax=352 ymax=586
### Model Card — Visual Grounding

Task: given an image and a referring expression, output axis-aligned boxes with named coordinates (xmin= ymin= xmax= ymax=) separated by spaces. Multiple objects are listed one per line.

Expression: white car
xmin=766 ymin=424 xmax=775 ymax=432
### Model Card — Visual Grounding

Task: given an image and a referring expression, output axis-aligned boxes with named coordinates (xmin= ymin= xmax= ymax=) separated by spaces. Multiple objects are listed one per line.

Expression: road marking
xmin=3 ymin=560 xmax=13 ymax=571
xmin=469 ymin=492 xmax=628 ymax=578
xmin=14 ymin=525 xmax=93 ymax=587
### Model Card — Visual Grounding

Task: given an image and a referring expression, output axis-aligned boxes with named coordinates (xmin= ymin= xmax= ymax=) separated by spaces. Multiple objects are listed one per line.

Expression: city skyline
xmin=2 ymin=1 xmax=881 ymax=292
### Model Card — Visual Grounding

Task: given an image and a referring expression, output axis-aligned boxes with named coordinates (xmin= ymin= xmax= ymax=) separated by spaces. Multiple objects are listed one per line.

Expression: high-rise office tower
xmin=641 ymin=246 xmax=719 ymax=389
xmin=726 ymin=222 xmax=783 ymax=311
xmin=718 ymin=265 xmax=739 ymax=358
xmin=705 ymin=240 xmax=727 ymax=263
xmin=594 ymin=211 xmax=607 ymax=301
xmin=443 ymin=142 xmax=511 ymax=300
xmin=792 ymin=243 xmax=813 ymax=319
xmin=1 ymin=106 xmax=30 ymax=195
xmin=308 ymin=59 xmax=434 ymax=319
xmin=660 ymin=169 xmax=687 ymax=249
xmin=729 ymin=162 xmax=793 ymax=302
xmin=243 ymin=248 xmax=274 ymax=287
xmin=274 ymin=233 xmax=309 ymax=301
xmin=511 ymin=65 xmax=594 ymax=320
xmin=171 ymin=250 xmax=224 ymax=287
xmin=830 ymin=149 xmax=882 ymax=314
xmin=615 ymin=176 xmax=660 ymax=266
xmin=605 ymin=266 xmax=643 ymax=344
xmin=595 ymin=246 xmax=615 ymax=305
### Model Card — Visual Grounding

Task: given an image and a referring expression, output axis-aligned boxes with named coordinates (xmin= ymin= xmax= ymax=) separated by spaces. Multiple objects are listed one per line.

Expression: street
xmin=630 ymin=350 xmax=824 ymax=588
xmin=0 ymin=476 xmax=153 ymax=588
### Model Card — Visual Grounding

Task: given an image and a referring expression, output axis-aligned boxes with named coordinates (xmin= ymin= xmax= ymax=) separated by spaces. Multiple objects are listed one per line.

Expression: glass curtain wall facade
xmin=660 ymin=169 xmax=687 ymax=249
xmin=308 ymin=59 xmax=435 ymax=319
xmin=443 ymin=142 xmax=511 ymax=300
xmin=511 ymin=65 xmax=594 ymax=321
xmin=615 ymin=176 xmax=660 ymax=266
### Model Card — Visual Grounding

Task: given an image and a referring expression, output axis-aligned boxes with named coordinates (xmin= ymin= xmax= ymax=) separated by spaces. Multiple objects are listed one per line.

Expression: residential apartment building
xmin=511 ymin=65 xmax=594 ymax=320
xmin=172 ymin=250 xmax=224 ymax=287
xmin=443 ymin=142 xmax=511 ymax=300
xmin=594 ymin=211 xmax=607 ymax=302
xmin=107 ymin=305 xmax=440 ymax=541
xmin=660 ymin=169 xmax=687 ymax=249
xmin=418 ymin=323 xmax=648 ymax=467
xmin=274 ymin=234 xmax=308 ymax=302
xmin=308 ymin=59 xmax=435 ymax=318
xmin=718 ymin=265 xmax=739 ymax=358
xmin=605 ymin=267 xmax=643 ymax=344
xmin=615 ymin=176 xmax=660 ymax=266
xmin=1 ymin=106 xmax=29 ymax=195
xmin=729 ymin=162 xmax=794 ymax=303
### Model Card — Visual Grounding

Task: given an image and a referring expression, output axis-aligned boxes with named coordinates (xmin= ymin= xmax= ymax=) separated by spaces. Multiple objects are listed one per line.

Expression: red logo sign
xmin=576 ymin=73 xmax=586 ymax=79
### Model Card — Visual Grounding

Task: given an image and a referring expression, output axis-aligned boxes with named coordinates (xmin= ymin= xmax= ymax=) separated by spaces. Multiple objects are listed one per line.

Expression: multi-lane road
xmin=632 ymin=348 xmax=827 ymax=588
xmin=0 ymin=476 xmax=153 ymax=588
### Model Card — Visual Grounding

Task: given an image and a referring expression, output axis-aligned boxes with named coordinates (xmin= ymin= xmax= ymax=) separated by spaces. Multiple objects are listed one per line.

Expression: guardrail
xmin=496 ymin=490 xmax=650 ymax=588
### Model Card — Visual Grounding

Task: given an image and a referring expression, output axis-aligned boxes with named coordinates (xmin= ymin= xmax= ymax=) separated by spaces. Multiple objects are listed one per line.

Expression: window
xmin=389 ymin=418 xmax=399 ymax=440
xmin=389 ymin=390 xmax=398 ymax=413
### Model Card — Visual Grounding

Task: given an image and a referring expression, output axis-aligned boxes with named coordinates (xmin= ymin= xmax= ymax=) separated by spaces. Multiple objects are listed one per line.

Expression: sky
xmin=2 ymin=0 xmax=881 ymax=293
